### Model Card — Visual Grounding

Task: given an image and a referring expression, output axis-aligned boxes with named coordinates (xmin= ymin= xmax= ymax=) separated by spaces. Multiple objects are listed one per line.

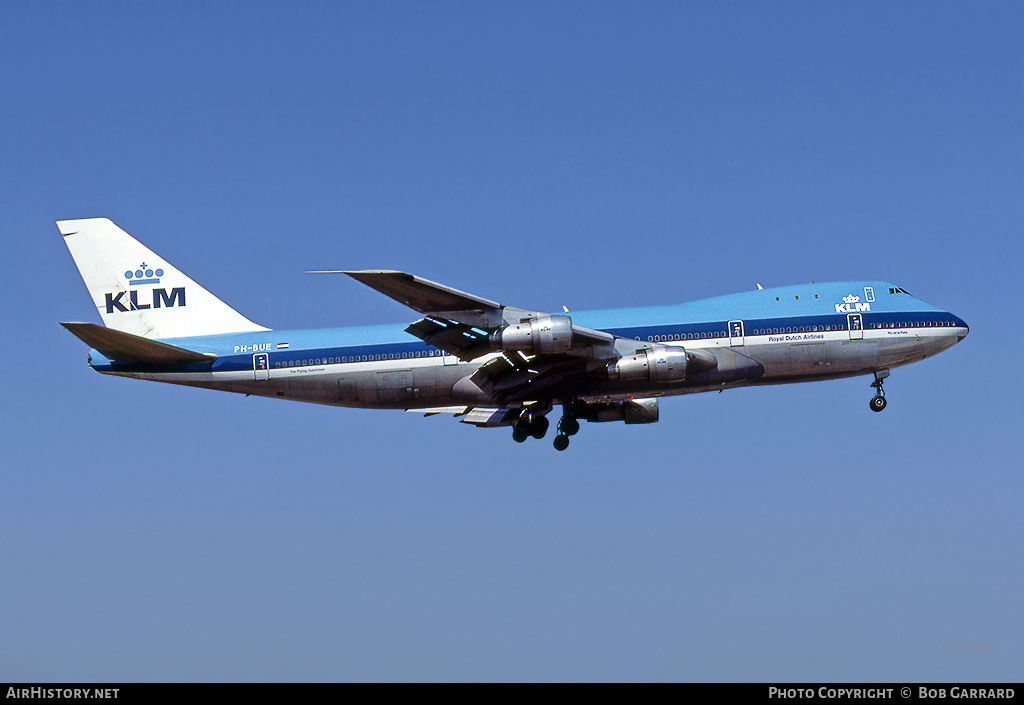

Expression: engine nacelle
xmin=575 ymin=398 xmax=660 ymax=425
xmin=490 ymin=314 xmax=573 ymax=355
xmin=606 ymin=346 xmax=689 ymax=382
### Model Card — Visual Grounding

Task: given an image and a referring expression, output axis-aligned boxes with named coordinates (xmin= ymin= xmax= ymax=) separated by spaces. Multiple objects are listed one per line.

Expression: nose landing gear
xmin=869 ymin=369 xmax=889 ymax=412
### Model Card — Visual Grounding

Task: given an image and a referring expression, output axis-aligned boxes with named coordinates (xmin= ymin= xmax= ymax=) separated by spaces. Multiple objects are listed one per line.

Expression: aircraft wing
xmin=338 ymin=269 xmax=617 ymax=358
xmin=338 ymin=270 xmax=502 ymax=318
xmin=339 ymin=270 xmax=714 ymax=405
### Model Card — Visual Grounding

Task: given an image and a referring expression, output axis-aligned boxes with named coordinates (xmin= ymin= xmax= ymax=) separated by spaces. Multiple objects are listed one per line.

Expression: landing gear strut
xmin=869 ymin=370 xmax=889 ymax=412
xmin=553 ymin=406 xmax=580 ymax=451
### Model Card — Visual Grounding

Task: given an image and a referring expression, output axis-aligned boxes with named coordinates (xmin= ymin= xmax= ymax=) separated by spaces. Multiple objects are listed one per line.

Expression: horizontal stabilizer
xmin=61 ymin=322 xmax=216 ymax=365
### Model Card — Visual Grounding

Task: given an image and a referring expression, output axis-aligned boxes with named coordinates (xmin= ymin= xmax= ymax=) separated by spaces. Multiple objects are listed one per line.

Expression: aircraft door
xmin=729 ymin=320 xmax=744 ymax=346
xmin=847 ymin=314 xmax=863 ymax=340
xmin=253 ymin=353 xmax=270 ymax=381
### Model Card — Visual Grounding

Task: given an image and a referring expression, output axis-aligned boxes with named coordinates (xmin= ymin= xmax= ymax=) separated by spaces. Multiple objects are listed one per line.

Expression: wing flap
xmin=459 ymin=408 xmax=516 ymax=427
xmin=61 ymin=322 xmax=216 ymax=365
xmin=405 ymin=317 xmax=492 ymax=361
xmin=405 ymin=406 xmax=471 ymax=417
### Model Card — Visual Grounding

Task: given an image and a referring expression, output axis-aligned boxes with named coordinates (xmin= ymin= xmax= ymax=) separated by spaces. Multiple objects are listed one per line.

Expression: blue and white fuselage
xmin=60 ymin=219 xmax=968 ymax=449
xmin=90 ymin=283 xmax=966 ymax=407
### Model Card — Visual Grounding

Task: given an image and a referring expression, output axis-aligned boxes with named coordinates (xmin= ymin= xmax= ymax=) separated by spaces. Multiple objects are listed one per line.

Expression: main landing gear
xmin=553 ymin=412 xmax=580 ymax=451
xmin=510 ymin=404 xmax=580 ymax=451
xmin=869 ymin=369 xmax=889 ymax=412
xmin=512 ymin=412 xmax=549 ymax=443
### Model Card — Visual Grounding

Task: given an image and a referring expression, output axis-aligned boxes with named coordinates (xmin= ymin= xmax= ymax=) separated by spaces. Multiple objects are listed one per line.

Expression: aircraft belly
xmin=874 ymin=332 xmax=954 ymax=369
xmin=246 ymin=363 xmax=465 ymax=408
xmin=376 ymin=369 xmax=414 ymax=404
xmin=742 ymin=338 xmax=884 ymax=379
xmin=364 ymin=362 xmax=466 ymax=409
xmin=123 ymin=361 xmax=474 ymax=410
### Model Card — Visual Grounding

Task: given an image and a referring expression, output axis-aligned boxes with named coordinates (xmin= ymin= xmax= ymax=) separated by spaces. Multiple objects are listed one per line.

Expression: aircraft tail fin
xmin=58 ymin=218 xmax=268 ymax=339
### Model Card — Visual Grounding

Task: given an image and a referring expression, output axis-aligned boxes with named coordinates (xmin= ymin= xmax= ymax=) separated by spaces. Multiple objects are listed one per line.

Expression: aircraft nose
xmin=953 ymin=314 xmax=969 ymax=341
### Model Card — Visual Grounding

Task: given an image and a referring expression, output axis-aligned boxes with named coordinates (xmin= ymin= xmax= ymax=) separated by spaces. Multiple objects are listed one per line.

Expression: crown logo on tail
xmin=125 ymin=263 xmax=164 ymax=286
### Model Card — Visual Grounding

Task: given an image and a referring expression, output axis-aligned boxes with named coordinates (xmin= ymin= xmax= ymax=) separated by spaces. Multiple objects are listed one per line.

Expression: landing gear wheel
xmin=512 ymin=427 xmax=529 ymax=443
xmin=529 ymin=415 xmax=549 ymax=440
xmin=553 ymin=434 xmax=570 ymax=451
xmin=868 ymin=370 xmax=889 ymax=413
xmin=559 ymin=417 xmax=580 ymax=436
xmin=513 ymin=416 xmax=531 ymax=436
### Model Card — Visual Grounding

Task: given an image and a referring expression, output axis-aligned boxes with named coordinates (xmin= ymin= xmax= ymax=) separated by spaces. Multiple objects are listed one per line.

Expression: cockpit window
xmin=888 ymin=287 xmax=912 ymax=295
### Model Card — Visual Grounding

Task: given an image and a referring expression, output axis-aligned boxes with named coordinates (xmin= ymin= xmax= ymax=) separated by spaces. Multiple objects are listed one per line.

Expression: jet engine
xmin=606 ymin=346 xmax=690 ymax=382
xmin=573 ymin=398 xmax=660 ymax=424
xmin=490 ymin=314 xmax=573 ymax=355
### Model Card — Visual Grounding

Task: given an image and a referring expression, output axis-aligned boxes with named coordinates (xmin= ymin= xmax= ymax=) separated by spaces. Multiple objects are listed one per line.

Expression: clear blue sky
xmin=2 ymin=1 xmax=1021 ymax=682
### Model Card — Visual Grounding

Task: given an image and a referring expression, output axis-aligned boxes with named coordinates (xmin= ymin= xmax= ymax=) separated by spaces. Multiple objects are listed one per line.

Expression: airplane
xmin=58 ymin=218 xmax=969 ymax=450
